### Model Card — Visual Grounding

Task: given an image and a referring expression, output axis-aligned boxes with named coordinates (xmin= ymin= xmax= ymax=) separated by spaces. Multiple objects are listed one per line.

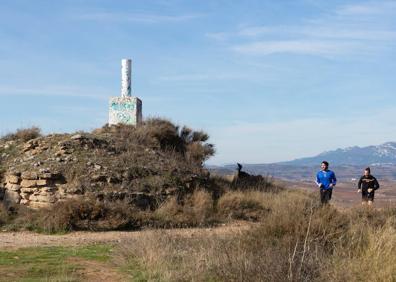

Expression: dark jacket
xmin=358 ymin=175 xmax=379 ymax=191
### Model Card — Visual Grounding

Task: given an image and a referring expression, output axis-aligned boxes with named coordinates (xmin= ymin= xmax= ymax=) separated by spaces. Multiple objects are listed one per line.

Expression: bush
xmin=217 ymin=191 xmax=271 ymax=221
xmin=105 ymin=118 xmax=215 ymax=165
xmin=1 ymin=127 xmax=41 ymax=142
xmin=2 ymin=199 xmax=145 ymax=233
xmin=152 ymin=190 xmax=215 ymax=227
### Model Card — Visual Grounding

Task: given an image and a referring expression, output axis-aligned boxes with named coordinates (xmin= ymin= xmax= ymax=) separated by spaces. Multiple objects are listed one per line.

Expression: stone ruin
xmin=2 ymin=170 xmax=73 ymax=209
xmin=0 ymin=129 xmax=208 ymax=210
xmin=0 ymin=135 xmax=97 ymax=209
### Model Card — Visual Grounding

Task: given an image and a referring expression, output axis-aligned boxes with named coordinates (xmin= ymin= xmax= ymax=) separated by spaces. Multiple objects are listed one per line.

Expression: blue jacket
xmin=316 ymin=170 xmax=337 ymax=190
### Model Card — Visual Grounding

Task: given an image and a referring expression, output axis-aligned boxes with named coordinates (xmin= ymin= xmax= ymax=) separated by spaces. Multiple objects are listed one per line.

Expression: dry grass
xmin=0 ymin=187 xmax=277 ymax=233
xmin=2 ymin=199 xmax=142 ymax=233
xmin=217 ymin=190 xmax=271 ymax=221
xmin=116 ymin=189 xmax=396 ymax=282
xmin=325 ymin=223 xmax=396 ymax=281
xmin=152 ymin=190 xmax=216 ymax=227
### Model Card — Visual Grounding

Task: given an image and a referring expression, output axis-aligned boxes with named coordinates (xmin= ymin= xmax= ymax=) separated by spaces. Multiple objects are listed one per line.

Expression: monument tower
xmin=109 ymin=59 xmax=142 ymax=125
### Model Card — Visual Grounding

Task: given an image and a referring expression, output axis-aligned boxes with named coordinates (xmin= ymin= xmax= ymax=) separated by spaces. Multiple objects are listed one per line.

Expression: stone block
xmin=5 ymin=183 xmax=21 ymax=191
xmin=36 ymin=179 xmax=50 ymax=186
xmin=21 ymin=187 xmax=37 ymax=193
xmin=21 ymin=172 xmax=38 ymax=180
xmin=109 ymin=96 xmax=142 ymax=125
xmin=21 ymin=180 xmax=37 ymax=188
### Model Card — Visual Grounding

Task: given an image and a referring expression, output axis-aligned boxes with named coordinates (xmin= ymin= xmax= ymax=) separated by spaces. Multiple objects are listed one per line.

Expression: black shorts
xmin=362 ymin=190 xmax=375 ymax=201
xmin=320 ymin=189 xmax=332 ymax=204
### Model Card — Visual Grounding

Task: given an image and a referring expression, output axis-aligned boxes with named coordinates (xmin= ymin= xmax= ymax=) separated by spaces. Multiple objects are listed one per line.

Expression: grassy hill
xmin=1 ymin=120 xmax=396 ymax=281
xmin=0 ymin=119 xmax=278 ymax=232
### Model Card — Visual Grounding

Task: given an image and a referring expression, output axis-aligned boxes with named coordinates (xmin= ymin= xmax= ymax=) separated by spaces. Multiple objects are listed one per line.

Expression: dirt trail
xmin=68 ymin=257 xmax=126 ymax=282
xmin=0 ymin=221 xmax=252 ymax=250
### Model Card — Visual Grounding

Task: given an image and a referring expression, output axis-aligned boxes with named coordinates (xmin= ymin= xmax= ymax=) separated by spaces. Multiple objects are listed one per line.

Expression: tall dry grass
xmin=116 ymin=189 xmax=396 ymax=282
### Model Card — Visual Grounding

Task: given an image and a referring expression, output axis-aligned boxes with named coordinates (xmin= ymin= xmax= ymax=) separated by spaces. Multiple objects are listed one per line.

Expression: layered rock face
xmin=3 ymin=170 xmax=77 ymax=209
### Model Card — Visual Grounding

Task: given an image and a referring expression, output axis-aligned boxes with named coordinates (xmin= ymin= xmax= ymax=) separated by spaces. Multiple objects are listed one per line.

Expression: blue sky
xmin=1 ymin=0 xmax=395 ymax=164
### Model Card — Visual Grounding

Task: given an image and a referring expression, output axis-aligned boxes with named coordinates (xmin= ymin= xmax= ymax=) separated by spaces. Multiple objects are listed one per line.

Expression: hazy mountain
xmin=280 ymin=142 xmax=396 ymax=166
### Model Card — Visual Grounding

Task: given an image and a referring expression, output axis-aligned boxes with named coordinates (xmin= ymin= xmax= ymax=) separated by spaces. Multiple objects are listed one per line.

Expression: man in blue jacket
xmin=315 ymin=161 xmax=337 ymax=204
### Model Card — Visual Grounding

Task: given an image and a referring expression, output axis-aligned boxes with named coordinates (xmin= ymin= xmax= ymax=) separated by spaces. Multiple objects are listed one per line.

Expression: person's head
xmin=321 ymin=161 xmax=329 ymax=171
xmin=364 ymin=167 xmax=371 ymax=176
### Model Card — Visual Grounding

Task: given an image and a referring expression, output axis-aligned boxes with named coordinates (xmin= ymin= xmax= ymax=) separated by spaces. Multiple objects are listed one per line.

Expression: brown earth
xmin=0 ymin=221 xmax=253 ymax=250
xmin=68 ymin=257 xmax=126 ymax=282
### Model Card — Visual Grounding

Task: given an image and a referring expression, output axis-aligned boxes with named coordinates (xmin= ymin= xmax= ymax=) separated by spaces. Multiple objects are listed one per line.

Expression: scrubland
xmin=1 ymin=123 xmax=395 ymax=281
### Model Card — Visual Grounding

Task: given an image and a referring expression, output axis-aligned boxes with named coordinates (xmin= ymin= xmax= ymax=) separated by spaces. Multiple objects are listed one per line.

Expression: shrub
xmin=3 ymin=199 xmax=145 ymax=233
xmin=217 ymin=190 xmax=271 ymax=221
xmin=1 ymin=126 xmax=41 ymax=142
xmin=105 ymin=118 xmax=214 ymax=164
xmin=152 ymin=190 xmax=215 ymax=227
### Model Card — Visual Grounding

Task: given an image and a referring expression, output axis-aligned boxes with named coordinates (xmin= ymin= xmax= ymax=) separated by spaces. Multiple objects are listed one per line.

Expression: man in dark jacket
xmin=358 ymin=167 xmax=379 ymax=206
xmin=316 ymin=161 xmax=337 ymax=204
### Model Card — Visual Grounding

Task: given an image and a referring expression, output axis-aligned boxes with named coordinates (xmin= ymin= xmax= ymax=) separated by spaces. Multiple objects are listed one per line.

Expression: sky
xmin=0 ymin=0 xmax=395 ymax=165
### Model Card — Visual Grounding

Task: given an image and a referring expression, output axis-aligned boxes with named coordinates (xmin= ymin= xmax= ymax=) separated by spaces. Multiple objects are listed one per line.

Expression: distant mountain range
xmin=280 ymin=142 xmax=396 ymax=166
xmin=209 ymin=142 xmax=396 ymax=181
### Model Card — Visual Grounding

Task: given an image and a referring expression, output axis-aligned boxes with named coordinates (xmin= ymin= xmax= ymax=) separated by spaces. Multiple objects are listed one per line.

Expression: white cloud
xmin=337 ymin=1 xmax=396 ymax=16
xmin=232 ymin=40 xmax=368 ymax=57
xmin=208 ymin=1 xmax=396 ymax=58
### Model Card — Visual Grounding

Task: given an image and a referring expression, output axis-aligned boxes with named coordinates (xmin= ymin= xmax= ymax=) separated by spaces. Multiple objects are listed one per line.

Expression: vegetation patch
xmin=116 ymin=189 xmax=396 ymax=282
xmin=0 ymin=244 xmax=112 ymax=282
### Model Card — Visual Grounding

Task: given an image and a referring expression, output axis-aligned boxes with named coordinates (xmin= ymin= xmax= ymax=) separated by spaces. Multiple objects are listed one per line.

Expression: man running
xmin=315 ymin=161 xmax=337 ymax=204
xmin=357 ymin=167 xmax=379 ymax=206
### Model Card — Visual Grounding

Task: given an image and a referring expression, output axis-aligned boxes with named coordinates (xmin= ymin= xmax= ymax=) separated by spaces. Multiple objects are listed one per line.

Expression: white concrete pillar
xmin=121 ymin=59 xmax=132 ymax=97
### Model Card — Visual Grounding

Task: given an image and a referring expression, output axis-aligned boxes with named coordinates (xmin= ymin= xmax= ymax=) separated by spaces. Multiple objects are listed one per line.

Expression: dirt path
xmin=0 ymin=221 xmax=252 ymax=250
xmin=68 ymin=257 xmax=126 ymax=282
